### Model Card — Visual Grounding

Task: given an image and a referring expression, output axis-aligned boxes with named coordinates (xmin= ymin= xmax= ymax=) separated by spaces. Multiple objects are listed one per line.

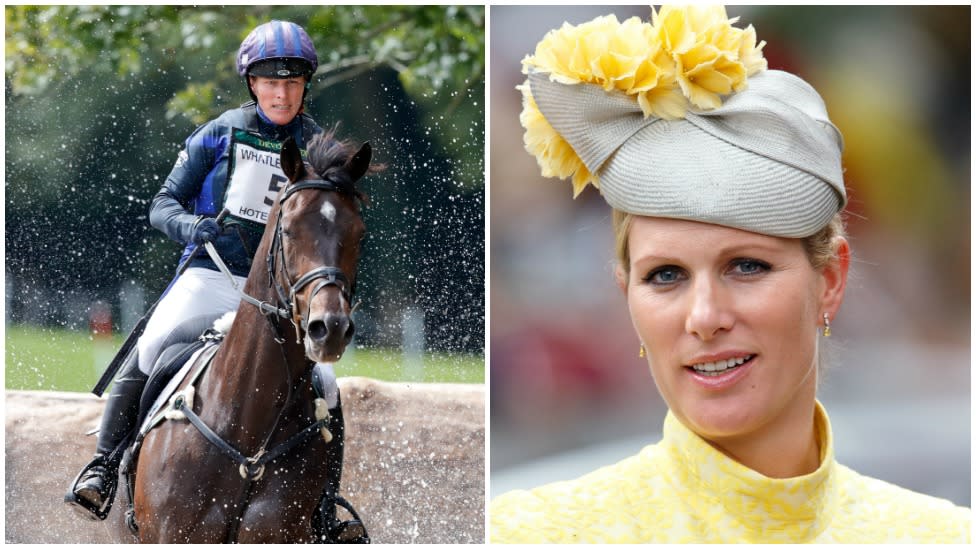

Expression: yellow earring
xmin=639 ymin=344 xmax=646 ymax=358
xmin=823 ymin=313 xmax=831 ymax=338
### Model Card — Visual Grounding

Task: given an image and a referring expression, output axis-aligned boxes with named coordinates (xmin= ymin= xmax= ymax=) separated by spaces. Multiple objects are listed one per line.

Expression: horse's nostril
xmin=344 ymin=321 xmax=356 ymax=344
xmin=307 ymin=320 xmax=328 ymax=341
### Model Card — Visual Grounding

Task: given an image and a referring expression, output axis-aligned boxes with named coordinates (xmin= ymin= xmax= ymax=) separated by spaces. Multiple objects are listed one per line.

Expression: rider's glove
xmin=191 ymin=217 xmax=220 ymax=246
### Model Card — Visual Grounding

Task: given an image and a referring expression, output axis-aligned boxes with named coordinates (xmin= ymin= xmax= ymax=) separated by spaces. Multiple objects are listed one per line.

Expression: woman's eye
xmin=731 ymin=258 xmax=770 ymax=276
xmin=645 ymin=266 xmax=685 ymax=285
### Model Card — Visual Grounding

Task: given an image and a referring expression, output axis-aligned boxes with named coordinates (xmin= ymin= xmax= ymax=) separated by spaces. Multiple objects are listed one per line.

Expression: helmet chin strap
xmin=244 ymin=75 xmax=258 ymax=103
xmin=300 ymin=79 xmax=311 ymax=108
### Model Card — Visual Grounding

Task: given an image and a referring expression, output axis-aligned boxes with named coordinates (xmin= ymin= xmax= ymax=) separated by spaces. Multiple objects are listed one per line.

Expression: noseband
xmin=266 ymin=178 xmax=358 ymax=342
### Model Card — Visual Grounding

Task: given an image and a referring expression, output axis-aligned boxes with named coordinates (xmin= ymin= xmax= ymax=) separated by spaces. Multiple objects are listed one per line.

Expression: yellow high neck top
xmin=490 ymin=402 xmax=971 ymax=543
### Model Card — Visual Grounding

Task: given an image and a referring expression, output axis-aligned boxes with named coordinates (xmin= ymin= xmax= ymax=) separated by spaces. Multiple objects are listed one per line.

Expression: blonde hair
xmin=612 ymin=209 xmax=847 ymax=275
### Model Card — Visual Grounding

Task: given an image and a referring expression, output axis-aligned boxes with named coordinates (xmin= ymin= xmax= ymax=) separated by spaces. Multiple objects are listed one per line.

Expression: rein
xmin=203 ymin=177 xmax=359 ymax=343
xmin=192 ymin=176 xmax=359 ymax=463
xmin=182 ymin=177 xmax=360 ymax=541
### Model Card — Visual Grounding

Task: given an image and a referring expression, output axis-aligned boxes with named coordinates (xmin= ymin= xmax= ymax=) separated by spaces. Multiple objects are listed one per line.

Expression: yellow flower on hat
xmin=738 ymin=24 xmax=769 ymax=76
xmin=522 ymin=14 xmax=681 ymax=120
xmin=652 ymin=5 xmax=767 ymax=110
xmin=518 ymin=83 xmax=596 ymax=197
xmin=518 ymin=4 xmax=767 ymax=197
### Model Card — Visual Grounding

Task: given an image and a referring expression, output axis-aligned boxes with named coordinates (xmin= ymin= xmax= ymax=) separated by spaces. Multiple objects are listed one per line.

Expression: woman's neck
xmin=704 ymin=391 xmax=821 ymax=478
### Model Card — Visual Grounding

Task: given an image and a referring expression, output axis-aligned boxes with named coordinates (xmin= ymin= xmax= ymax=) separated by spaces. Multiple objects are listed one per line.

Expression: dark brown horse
xmin=113 ymin=132 xmax=374 ymax=542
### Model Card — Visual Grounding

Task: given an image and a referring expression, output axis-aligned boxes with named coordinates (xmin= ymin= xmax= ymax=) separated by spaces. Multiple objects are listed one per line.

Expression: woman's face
xmin=619 ymin=216 xmax=848 ymax=445
xmin=249 ymin=75 xmax=305 ymax=126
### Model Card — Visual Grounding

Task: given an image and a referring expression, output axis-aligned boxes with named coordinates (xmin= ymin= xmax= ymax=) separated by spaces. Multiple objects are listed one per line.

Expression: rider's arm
xmin=149 ymin=121 xmax=227 ymax=244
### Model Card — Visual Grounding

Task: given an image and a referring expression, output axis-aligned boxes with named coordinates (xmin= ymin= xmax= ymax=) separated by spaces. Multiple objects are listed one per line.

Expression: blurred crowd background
xmin=490 ymin=5 xmax=970 ymax=506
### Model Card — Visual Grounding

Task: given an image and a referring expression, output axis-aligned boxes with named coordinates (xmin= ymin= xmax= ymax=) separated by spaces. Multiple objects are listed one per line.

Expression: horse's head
xmin=274 ymin=132 xmax=373 ymax=363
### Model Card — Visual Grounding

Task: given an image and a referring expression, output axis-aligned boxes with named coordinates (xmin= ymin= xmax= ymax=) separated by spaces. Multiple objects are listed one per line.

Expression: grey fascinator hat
xmin=519 ymin=7 xmax=847 ymax=238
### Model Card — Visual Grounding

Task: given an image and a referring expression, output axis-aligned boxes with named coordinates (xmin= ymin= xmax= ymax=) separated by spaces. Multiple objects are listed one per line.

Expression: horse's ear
xmin=346 ymin=142 xmax=372 ymax=182
xmin=281 ymin=137 xmax=306 ymax=182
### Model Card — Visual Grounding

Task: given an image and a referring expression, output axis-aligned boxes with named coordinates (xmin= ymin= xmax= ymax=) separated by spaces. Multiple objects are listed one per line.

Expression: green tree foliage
xmin=6 ymin=5 xmax=484 ymax=162
xmin=6 ymin=6 xmax=483 ymax=103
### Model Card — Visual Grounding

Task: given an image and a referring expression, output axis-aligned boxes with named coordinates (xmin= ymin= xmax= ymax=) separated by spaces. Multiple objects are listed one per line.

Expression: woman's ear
xmin=820 ymin=236 xmax=850 ymax=319
xmin=615 ymin=263 xmax=629 ymax=297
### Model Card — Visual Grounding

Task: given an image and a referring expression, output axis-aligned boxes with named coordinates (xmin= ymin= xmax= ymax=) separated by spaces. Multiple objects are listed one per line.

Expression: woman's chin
xmin=676 ymin=399 xmax=764 ymax=441
xmin=266 ymin=112 xmax=296 ymax=125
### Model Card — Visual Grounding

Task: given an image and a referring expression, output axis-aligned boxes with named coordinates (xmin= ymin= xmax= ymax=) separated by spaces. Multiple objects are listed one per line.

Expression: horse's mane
xmin=306 ymin=130 xmax=376 ymax=204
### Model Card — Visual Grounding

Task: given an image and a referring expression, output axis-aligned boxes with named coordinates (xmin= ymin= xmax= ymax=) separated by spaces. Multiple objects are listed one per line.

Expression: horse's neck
xmin=202 ymin=284 xmax=312 ymax=453
xmin=211 ymin=272 xmax=308 ymax=391
xmin=215 ymin=208 xmax=305 ymax=378
xmin=202 ymin=220 xmax=312 ymax=445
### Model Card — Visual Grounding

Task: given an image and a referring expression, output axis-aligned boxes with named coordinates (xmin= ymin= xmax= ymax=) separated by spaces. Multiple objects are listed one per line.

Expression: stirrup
xmin=330 ymin=496 xmax=369 ymax=543
xmin=64 ymin=457 xmax=118 ymax=521
xmin=315 ymin=493 xmax=370 ymax=544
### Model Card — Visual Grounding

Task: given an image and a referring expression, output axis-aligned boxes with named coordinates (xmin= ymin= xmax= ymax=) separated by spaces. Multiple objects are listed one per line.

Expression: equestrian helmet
xmin=237 ymin=20 xmax=319 ymax=80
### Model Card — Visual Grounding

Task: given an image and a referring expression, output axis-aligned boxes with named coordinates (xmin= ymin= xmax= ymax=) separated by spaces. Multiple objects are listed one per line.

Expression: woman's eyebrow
xmin=632 ymin=241 xmax=786 ymax=262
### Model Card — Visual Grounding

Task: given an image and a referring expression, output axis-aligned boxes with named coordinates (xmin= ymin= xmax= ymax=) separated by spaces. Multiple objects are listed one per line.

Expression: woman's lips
xmin=688 ymin=354 xmax=755 ymax=375
xmin=684 ymin=354 xmax=757 ymax=389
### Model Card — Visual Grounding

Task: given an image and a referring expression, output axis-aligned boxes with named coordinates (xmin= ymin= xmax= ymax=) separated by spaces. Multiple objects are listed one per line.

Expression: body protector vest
xmin=149 ymin=102 xmax=323 ymax=277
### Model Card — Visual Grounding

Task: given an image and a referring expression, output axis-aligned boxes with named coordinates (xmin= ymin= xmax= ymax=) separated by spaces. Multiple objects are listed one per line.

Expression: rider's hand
xmin=191 ymin=217 xmax=220 ymax=246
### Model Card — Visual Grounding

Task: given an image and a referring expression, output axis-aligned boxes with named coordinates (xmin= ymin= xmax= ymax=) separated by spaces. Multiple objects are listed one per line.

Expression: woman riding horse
xmin=125 ymin=133 xmax=374 ymax=542
xmin=65 ymin=20 xmax=362 ymax=537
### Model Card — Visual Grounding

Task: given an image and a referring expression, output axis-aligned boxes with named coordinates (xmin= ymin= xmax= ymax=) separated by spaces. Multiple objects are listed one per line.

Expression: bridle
xmin=135 ymin=171 xmax=368 ymax=542
xmin=263 ymin=177 xmax=359 ymax=343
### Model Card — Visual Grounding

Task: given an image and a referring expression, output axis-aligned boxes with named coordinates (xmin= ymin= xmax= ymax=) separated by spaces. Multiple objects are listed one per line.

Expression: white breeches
xmin=137 ymin=268 xmax=245 ymax=375
xmin=137 ymin=267 xmax=339 ymax=408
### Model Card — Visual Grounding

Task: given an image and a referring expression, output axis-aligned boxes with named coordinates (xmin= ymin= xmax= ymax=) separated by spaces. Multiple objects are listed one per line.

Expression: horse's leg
xmin=134 ymin=426 xmax=230 ymax=543
xmin=237 ymin=400 xmax=333 ymax=542
xmin=236 ymin=465 xmax=323 ymax=543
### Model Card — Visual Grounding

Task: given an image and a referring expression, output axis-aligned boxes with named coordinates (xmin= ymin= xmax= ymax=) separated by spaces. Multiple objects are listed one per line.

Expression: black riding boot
xmin=65 ymin=351 xmax=149 ymax=520
xmin=314 ymin=391 xmax=369 ymax=543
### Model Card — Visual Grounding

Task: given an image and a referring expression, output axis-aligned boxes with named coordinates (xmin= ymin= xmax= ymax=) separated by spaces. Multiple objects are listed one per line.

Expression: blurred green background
xmin=5 ymin=5 xmax=485 ymax=389
xmin=5 ymin=325 xmax=484 ymax=392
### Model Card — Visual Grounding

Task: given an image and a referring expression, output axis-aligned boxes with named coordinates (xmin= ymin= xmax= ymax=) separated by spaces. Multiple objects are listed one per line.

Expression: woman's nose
xmin=684 ymin=278 xmax=734 ymax=341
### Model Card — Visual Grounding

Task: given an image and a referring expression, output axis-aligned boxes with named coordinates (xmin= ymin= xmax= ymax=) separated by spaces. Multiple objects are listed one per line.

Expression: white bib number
xmin=225 ymin=129 xmax=290 ymax=227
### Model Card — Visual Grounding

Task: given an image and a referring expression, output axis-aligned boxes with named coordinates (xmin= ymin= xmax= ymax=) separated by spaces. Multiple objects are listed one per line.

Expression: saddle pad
xmin=137 ymin=341 xmax=202 ymax=427
xmin=137 ymin=343 xmax=219 ymax=438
